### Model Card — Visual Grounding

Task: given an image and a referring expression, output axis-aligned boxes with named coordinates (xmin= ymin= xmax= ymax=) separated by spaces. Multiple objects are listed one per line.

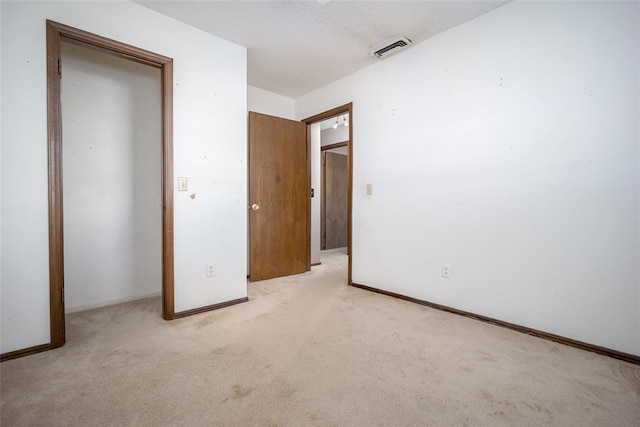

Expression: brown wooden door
xmin=324 ymin=152 xmax=348 ymax=249
xmin=249 ymin=112 xmax=309 ymax=281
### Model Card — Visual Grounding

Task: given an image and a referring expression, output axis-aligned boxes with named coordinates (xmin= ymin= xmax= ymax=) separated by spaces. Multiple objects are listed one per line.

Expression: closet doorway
xmin=46 ymin=21 xmax=174 ymax=349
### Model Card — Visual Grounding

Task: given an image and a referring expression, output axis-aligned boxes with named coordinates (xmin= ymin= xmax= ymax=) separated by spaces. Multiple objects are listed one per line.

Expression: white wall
xmin=310 ymin=123 xmax=321 ymax=264
xmin=248 ymin=85 xmax=295 ymax=119
xmin=296 ymin=1 xmax=640 ymax=355
xmin=1 ymin=1 xmax=247 ymax=353
xmin=321 ymin=125 xmax=349 ymax=146
xmin=61 ymin=42 xmax=162 ymax=313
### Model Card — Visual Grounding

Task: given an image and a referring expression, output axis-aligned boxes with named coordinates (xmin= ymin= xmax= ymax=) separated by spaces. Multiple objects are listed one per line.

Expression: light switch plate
xmin=178 ymin=177 xmax=188 ymax=191
xmin=366 ymin=183 xmax=373 ymax=195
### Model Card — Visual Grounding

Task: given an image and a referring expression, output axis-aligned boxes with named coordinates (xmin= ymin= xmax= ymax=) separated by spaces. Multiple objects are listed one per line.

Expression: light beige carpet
xmin=1 ymin=249 xmax=639 ymax=426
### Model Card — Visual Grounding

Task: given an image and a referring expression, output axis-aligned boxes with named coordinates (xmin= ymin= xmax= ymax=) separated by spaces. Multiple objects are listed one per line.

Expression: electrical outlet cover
xmin=206 ymin=263 xmax=215 ymax=277
xmin=441 ymin=264 xmax=451 ymax=279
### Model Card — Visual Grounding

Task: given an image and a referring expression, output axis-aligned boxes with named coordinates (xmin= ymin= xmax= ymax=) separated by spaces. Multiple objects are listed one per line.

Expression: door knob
xmin=251 ymin=204 xmax=260 ymax=211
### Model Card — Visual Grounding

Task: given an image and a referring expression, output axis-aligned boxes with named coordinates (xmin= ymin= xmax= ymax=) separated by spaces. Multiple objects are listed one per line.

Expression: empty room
xmin=1 ymin=0 xmax=639 ymax=426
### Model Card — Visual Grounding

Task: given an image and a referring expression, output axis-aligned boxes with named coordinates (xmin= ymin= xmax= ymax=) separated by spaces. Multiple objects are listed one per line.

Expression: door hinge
xmin=58 ymin=58 xmax=62 ymax=76
xmin=61 ymin=287 xmax=64 ymax=304
xmin=311 ymin=188 xmax=314 ymax=198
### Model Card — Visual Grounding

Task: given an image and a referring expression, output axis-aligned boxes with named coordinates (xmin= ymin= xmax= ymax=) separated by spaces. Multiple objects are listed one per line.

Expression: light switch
xmin=366 ymin=183 xmax=373 ymax=195
xmin=178 ymin=177 xmax=188 ymax=191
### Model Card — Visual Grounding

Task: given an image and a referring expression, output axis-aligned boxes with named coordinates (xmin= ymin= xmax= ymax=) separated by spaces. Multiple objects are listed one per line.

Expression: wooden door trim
xmin=306 ymin=118 xmax=312 ymax=270
xmin=46 ymin=20 xmax=174 ymax=350
xmin=302 ymin=104 xmax=351 ymax=124
xmin=321 ymin=151 xmax=326 ymax=250
xmin=321 ymin=141 xmax=348 ymax=151
xmin=302 ymin=103 xmax=353 ymax=284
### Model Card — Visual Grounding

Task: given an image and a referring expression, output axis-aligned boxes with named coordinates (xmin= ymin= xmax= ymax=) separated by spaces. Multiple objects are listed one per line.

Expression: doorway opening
xmin=319 ymin=116 xmax=349 ymax=251
xmin=302 ymin=104 xmax=353 ymax=284
xmin=46 ymin=20 xmax=174 ymax=350
xmin=61 ymin=41 xmax=162 ymax=314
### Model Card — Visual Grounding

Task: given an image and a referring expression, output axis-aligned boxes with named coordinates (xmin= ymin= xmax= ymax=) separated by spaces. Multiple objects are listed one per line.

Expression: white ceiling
xmin=137 ymin=0 xmax=509 ymax=98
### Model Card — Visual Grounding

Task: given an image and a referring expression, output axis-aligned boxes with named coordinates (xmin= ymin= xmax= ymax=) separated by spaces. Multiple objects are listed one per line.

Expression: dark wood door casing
xmin=46 ymin=20 xmax=174 ymax=350
xmin=302 ymin=103 xmax=353 ymax=284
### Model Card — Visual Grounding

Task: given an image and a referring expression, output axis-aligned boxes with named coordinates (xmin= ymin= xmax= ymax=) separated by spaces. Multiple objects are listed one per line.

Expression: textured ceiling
xmin=137 ymin=1 xmax=509 ymax=98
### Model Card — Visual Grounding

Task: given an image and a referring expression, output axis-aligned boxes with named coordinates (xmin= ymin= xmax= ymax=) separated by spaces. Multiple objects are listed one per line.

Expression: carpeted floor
xmin=1 ymin=248 xmax=639 ymax=426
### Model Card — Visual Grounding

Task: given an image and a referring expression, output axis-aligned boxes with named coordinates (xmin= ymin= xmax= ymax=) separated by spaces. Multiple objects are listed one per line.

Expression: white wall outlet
xmin=366 ymin=183 xmax=373 ymax=195
xmin=206 ymin=263 xmax=215 ymax=278
xmin=178 ymin=177 xmax=188 ymax=191
xmin=441 ymin=264 xmax=451 ymax=279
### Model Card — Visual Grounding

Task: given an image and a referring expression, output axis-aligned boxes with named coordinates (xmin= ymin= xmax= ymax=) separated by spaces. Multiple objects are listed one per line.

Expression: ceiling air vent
xmin=370 ymin=37 xmax=412 ymax=60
